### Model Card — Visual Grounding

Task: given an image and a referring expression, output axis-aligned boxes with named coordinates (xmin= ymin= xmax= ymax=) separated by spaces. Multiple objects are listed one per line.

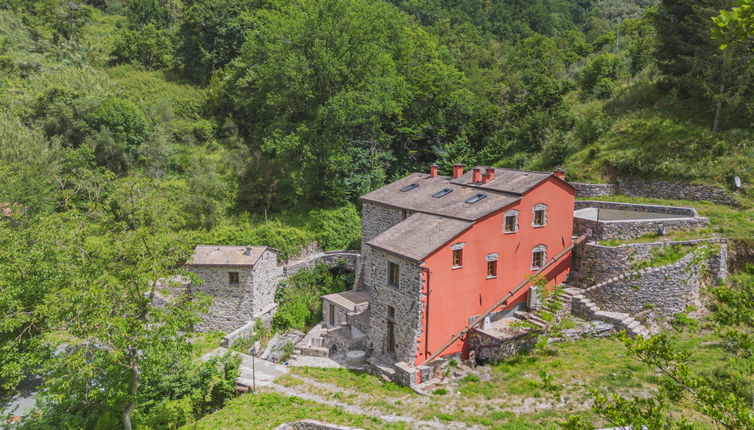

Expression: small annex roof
xmin=360 ymin=173 xmax=520 ymax=221
xmin=366 ymin=213 xmax=473 ymax=261
xmin=186 ymin=245 xmax=272 ymax=266
xmin=322 ymin=290 xmax=371 ymax=312
xmin=450 ymin=167 xmax=557 ymax=194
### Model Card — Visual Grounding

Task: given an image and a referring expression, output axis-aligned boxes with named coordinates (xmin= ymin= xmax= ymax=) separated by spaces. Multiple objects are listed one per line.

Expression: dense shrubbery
xmin=273 ymin=264 xmax=354 ymax=332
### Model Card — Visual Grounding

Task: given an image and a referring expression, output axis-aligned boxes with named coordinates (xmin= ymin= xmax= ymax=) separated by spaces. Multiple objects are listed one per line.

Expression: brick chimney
xmin=553 ymin=169 xmax=566 ymax=180
xmin=472 ymin=168 xmax=481 ymax=184
xmin=485 ymin=167 xmax=496 ymax=181
xmin=430 ymin=163 xmax=438 ymax=178
xmin=481 ymin=173 xmax=491 ymax=184
xmin=452 ymin=164 xmax=464 ymax=179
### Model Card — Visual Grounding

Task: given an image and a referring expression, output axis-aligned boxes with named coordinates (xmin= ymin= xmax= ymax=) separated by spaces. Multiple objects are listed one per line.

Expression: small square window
xmin=487 ymin=260 xmax=497 ymax=278
xmin=228 ymin=272 xmax=240 ymax=284
xmin=388 ymin=262 xmax=400 ymax=287
xmin=452 ymin=249 xmax=463 ymax=268
xmin=387 ymin=305 xmax=395 ymax=319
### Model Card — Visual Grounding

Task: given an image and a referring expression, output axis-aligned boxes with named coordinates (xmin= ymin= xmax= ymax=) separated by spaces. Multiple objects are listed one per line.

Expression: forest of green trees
xmin=0 ymin=0 xmax=752 ymax=428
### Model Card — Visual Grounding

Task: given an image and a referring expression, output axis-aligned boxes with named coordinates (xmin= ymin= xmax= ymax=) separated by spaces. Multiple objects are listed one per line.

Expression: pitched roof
xmin=450 ymin=167 xmax=555 ymax=194
xmin=322 ymin=290 xmax=371 ymax=312
xmin=366 ymin=213 xmax=473 ymax=261
xmin=186 ymin=245 xmax=272 ymax=266
xmin=359 ymin=173 xmax=520 ymax=221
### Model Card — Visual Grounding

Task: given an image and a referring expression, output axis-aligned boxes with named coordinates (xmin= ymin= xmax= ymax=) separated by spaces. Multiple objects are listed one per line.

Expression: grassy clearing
xmin=187 ymin=392 xmax=407 ymax=430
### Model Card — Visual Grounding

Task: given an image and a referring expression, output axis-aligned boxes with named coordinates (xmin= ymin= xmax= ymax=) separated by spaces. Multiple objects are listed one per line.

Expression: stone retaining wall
xmin=574 ymin=200 xmax=699 ymax=216
xmin=570 ymin=238 xmax=727 ymax=288
xmin=467 ymin=330 xmax=538 ymax=365
xmin=617 ymin=177 xmax=740 ymax=206
xmin=570 ymin=182 xmax=616 ymax=197
xmin=573 ymin=215 xmax=708 ymax=241
xmin=568 ymin=178 xmax=740 ymax=206
xmin=582 ymin=249 xmax=709 ymax=317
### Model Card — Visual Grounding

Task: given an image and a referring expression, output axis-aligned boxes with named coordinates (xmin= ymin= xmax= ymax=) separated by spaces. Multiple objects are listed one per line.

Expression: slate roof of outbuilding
xmin=366 ymin=213 xmax=473 ymax=261
xmin=186 ymin=245 xmax=272 ymax=266
xmin=321 ymin=290 xmax=372 ymax=312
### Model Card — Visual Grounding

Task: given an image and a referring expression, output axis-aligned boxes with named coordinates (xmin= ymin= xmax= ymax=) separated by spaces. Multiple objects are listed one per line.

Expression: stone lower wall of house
xmin=617 ymin=177 xmax=740 ymax=207
xmin=570 ymin=182 xmax=617 ymax=198
xmin=361 ymin=202 xmax=407 ymax=244
xmin=188 ymin=265 xmax=256 ymax=333
xmin=252 ymin=250 xmax=284 ymax=317
xmin=364 ymin=246 xmax=424 ymax=365
xmin=570 ymin=238 xmax=728 ymax=288
xmin=583 ymin=249 xmax=708 ymax=317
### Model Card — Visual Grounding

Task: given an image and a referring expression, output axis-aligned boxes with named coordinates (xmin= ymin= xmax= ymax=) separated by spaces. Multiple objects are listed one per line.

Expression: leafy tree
xmin=577 ymin=53 xmax=625 ymax=99
xmin=652 ymin=0 xmax=754 ymax=131
xmin=174 ymin=0 xmax=258 ymax=84
xmin=217 ymin=0 xmax=477 ymax=208
xmin=111 ymin=24 xmax=174 ymax=70
xmin=125 ymin=0 xmax=179 ymax=29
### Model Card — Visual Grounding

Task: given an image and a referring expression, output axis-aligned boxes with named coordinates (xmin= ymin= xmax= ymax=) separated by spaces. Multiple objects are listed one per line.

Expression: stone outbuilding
xmin=186 ymin=245 xmax=283 ymax=333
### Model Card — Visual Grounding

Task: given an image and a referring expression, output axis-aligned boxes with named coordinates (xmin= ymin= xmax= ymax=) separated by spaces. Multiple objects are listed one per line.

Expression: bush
xmin=307 ymin=204 xmax=361 ymax=250
xmin=578 ymin=53 xmax=624 ymax=99
xmin=273 ymin=264 xmax=353 ymax=332
xmin=111 ymin=24 xmax=174 ymax=70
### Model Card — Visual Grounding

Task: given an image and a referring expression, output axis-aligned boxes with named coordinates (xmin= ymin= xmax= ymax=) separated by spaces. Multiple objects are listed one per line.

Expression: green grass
xmin=187 ymin=392 xmax=407 ymax=429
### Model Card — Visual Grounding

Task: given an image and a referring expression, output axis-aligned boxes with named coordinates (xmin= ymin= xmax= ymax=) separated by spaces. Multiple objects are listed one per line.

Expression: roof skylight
xmin=432 ymin=188 xmax=453 ymax=198
xmin=400 ymin=183 xmax=420 ymax=192
xmin=465 ymin=193 xmax=487 ymax=204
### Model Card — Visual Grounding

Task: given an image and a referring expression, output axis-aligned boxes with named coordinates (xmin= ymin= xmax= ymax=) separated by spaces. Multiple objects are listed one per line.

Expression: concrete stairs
xmin=564 ymin=287 xmax=653 ymax=338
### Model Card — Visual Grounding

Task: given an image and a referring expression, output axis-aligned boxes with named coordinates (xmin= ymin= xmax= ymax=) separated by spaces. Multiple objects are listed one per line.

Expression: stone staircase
xmin=513 ymin=289 xmax=574 ymax=330
xmin=565 ymin=287 xmax=652 ymax=338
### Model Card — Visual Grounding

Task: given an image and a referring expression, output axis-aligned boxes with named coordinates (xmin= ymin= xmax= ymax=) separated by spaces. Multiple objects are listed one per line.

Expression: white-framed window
xmin=450 ymin=242 xmax=465 ymax=268
xmin=486 ymin=253 xmax=499 ymax=279
xmin=531 ymin=245 xmax=547 ymax=270
xmin=532 ymin=204 xmax=547 ymax=227
xmin=503 ymin=210 xmax=519 ymax=233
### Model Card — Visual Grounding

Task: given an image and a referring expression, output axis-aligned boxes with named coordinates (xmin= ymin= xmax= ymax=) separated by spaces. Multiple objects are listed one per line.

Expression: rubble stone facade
xmin=361 ymin=202 xmax=408 ymax=243
xmin=187 ymin=249 xmax=282 ymax=333
xmin=364 ymin=246 xmax=424 ymax=364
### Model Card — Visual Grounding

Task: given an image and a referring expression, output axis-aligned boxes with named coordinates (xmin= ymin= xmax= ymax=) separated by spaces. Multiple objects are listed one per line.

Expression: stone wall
xmin=275 ymin=420 xmax=364 ymax=430
xmin=570 ymin=238 xmax=728 ymax=288
xmin=364 ymin=246 xmax=424 ymax=364
xmin=568 ymin=178 xmax=741 ymax=206
xmin=467 ymin=330 xmax=538 ymax=365
xmin=570 ymin=182 xmax=616 ymax=198
xmin=188 ymin=249 xmax=282 ymax=333
xmin=582 ymin=249 xmax=709 ymax=317
xmin=284 ymin=250 xmax=360 ymax=277
xmin=573 ymin=216 xmax=709 ymax=241
xmin=361 ymin=202 xmax=407 ymax=244
xmin=574 ymin=200 xmax=699 ymax=216
xmin=617 ymin=177 xmax=740 ymax=207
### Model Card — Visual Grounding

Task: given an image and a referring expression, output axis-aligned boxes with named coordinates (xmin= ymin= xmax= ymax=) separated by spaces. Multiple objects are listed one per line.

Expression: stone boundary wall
xmin=574 ymin=200 xmax=699 ymax=216
xmin=570 ymin=182 xmax=616 ymax=197
xmin=573 ymin=214 xmax=709 ymax=241
xmin=275 ymin=420 xmax=364 ymax=430
xmin=568 ymin=178 xmax=740 ymax=206
xmin=467 ymin=330 xmax=537 ymax=365
xmin=582 ymin=249 xmax=710 ymax=317
xmin=283 ymin=250 xmax=360 ymax=277
xmin=570 ymin=238 xmax=728 ymax=288
xmin=617 ymin=177 xmax=740 ymax=206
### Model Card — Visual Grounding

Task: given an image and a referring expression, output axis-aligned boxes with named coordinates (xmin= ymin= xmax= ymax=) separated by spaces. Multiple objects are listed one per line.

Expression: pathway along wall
xmin=569 ymin=178 xmax=741 ymax=206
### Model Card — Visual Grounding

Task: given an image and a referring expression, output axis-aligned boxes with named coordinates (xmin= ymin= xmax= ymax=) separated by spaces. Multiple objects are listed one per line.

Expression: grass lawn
xmin=192 ymin=329 xmax=729 ymax=429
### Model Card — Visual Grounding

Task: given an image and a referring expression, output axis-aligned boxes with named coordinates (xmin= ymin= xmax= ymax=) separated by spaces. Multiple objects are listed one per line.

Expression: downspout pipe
xmin=423 ymin=233 xmax=588 ymax=366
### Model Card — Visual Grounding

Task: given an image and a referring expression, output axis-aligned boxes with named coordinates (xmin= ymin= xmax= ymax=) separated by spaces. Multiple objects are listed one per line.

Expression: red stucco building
xmin=358 ymin=165 xmax=575 ymax=374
